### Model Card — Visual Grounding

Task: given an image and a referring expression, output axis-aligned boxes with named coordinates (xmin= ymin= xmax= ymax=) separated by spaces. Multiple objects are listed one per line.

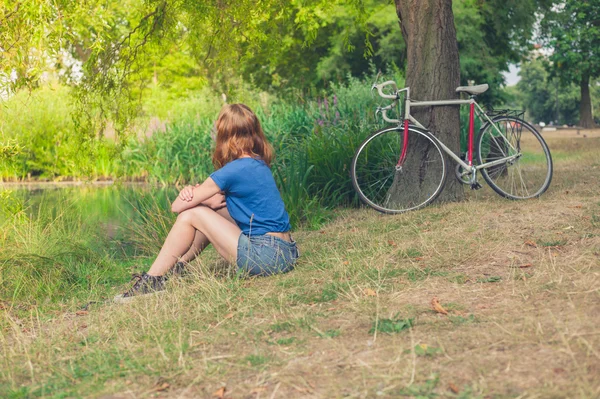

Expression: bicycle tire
xmin=476 ymin=116 xmax=553 ymax=200
xmin=351 ymin=126 xmax=447 ymax=214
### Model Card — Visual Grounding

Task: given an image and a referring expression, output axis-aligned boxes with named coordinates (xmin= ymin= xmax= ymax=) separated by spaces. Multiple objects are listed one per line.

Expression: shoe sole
xmin=113 ymin=290 xmax=166 ymax=304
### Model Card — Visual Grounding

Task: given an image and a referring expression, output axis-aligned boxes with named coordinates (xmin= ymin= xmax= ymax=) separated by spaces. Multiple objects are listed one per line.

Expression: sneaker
xmin=171 ymin=261 xmax=187 ymax=277
xmin=113 ymin=273 xmax=167 ymax=303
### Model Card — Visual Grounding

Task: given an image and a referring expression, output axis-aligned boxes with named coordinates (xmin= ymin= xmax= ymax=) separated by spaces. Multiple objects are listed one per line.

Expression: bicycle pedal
xmin=470 ymin=182 xmax=483 ymax=190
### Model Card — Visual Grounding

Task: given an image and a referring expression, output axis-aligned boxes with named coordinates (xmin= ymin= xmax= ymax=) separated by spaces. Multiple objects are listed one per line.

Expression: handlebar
xmin=372 ymin=80 xmax=399 ymax=99
xmin=372 ymin=81 xmax=409 ymax=124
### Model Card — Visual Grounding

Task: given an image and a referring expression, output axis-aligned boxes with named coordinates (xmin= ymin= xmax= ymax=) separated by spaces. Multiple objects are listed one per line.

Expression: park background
xmin=1 ymin=1 xmax=599 ymax=398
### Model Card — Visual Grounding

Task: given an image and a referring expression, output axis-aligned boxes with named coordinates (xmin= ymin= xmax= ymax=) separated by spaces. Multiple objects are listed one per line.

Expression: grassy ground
xmin=1 ymin=131 xmax=599 ymax=398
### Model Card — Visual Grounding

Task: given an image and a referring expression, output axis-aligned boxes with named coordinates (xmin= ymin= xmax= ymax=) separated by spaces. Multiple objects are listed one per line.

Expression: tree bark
xmin=579 ymin=74 xmax=596 ymax=128
xmin=392 ymin=0 xmax=464 ymax=203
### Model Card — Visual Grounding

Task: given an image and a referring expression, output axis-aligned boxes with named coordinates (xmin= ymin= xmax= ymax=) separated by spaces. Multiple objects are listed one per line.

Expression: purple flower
xmin=333 ymin=95 xmax=338 ymax=106
xmin=324 ymin=97 xmax=329 ymax=113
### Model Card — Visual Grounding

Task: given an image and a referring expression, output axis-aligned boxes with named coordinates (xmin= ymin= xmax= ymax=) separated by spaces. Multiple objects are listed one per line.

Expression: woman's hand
xmin=178 ymin=184 xmax=200 ymax=202
xmin=171 ymin=178 xmax=222 ymax=213
xmin=202 ymin=193 xmax=226 ymax=210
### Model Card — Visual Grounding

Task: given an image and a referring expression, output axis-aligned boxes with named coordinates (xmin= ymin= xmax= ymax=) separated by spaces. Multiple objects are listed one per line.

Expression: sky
xmin=503 ymin=64 xmax=521 ymax=86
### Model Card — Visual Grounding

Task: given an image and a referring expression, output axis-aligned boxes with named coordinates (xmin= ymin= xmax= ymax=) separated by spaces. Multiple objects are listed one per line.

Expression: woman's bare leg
xmin=178 ymin=231 xmax=208 ymax=264
xmin=176 ymin=207 xmax=236 ymax=264
xmin=147 ymin=207 xmax=241 ymax=276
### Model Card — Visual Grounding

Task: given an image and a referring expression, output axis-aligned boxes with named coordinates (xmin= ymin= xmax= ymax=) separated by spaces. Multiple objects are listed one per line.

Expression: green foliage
xmin=122 ymin=119 xmax=214 ymax=185
xmin=449 ymin=314 xmax=478 ymax=325
xmin=516 ymin=59 xmax=581 ymax=125
xmin=369 ymin=316 xmax=413 ymax=334
xmin=542 ymin=0 xmax=600 ymax=86
xmin=240 ymin=2 xmax=404 ymax=91
xmin=397 ymin=374 xmax=439 ymax=398
xmin=453 ymin=0 xmax=540 ymax=104
xmin=0 ymin=83 xmax=122 ymax=180
xmin=318 ymin=329 xmax=340 ymax=339
xmin=270 ymin=321 xmax=295 ymax=333
xmin=0 ymin=196 xmax=111 ymax=305
xmin=540 ymin=0 xmax=600 ymax=126
xmin=413 ymin=344 xmax=442 ymax=357
xmin=476 ymin=276 xmax=502 ymax=283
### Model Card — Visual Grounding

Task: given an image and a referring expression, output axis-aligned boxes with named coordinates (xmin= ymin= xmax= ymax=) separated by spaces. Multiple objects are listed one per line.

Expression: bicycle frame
xmin=377 ymin=85 xmax=520 ymax=175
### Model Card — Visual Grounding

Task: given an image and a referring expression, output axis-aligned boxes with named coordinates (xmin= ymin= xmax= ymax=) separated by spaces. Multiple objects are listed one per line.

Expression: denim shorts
xmin=236 ymin=233 xmax=298 ymax=276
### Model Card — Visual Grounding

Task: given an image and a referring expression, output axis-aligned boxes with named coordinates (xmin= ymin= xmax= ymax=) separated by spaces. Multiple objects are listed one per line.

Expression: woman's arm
xmin=171 ymin=177 xmax=221 ymax=213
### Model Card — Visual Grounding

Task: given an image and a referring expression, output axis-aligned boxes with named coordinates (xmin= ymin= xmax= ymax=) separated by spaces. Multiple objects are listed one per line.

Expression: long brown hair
xmin=212 ymin=103 xmax=273 ymax=169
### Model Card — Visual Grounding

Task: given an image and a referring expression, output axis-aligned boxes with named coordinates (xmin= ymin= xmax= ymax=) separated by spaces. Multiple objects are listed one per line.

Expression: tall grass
xmin=2 ymin=73 xmax=403 ymax=227
xmin=121 ymin=119 xmax=214 ymax=185
xmin=0 ymin=189 xmax=138 ymax=311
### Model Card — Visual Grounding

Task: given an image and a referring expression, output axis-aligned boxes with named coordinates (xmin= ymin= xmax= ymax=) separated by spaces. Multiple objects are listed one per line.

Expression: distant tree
xmin=542 ymin=0 xmax=600 ymax=128
xmin=453 ymin=0 xmax=539 ymax=104
xmin=516 ymin=59 xmax=580 ymax=125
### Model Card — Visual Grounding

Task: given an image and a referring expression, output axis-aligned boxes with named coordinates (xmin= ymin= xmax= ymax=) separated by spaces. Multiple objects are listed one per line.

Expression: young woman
xmin=115 ymin=103 xmax=298 ymax=302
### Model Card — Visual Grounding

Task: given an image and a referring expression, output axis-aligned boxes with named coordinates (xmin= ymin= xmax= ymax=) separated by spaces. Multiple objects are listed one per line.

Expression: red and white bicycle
xmin=351 ymin=80 xmax=553 ymax=214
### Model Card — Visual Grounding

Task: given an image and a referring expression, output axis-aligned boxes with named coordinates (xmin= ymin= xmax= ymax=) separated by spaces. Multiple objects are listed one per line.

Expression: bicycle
xmin=351 ymin=80 xmax=553 ymax=213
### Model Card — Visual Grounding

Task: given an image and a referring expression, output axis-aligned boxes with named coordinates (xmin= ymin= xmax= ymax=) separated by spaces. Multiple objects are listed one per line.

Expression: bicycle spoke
xmin=478 ymin=117 xmax=552 ymax=200
xmin=352 ymin=127 xmax=447 ymax=213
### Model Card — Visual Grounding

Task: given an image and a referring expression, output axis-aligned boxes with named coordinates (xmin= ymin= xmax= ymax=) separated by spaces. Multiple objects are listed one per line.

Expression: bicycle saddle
xmin=455 ymin=84 xmax=489 ymax=95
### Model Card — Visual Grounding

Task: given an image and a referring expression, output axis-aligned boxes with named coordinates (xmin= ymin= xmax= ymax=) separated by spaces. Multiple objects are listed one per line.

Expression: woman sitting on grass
xmin=115 ymin=104 xmax=298 ymax=302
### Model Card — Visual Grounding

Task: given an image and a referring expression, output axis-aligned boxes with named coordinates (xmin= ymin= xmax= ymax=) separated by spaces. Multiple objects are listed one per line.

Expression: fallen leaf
xmin=75 ymin=310 xmax=88 ymax=316
xmin=388 ymin=240 xmax=397 ymax=247
xmin=524 ymin=240 xmax=537 ymax=248
xmin=563 ymin=226 xmax=574 ymax=230
xmin=363 ymin=288 xmax=377 ymax=297
xmin=213 ymin=386 xmax=226 ymax=398
xmin=519 ymin=263 xmax=533 ymax=268
xmin=414 ymin=257 xmax=424 ymax=261
xmin=343 ymin=261 xmax=349 ymax=265
xmin=448 ymin=382 xmax=460 ymax=394
xmin=223 ymin=313 xmax=234 ymax=319
xmin=155 ymin=382 xmax=170 ymax=392
xmin=431 ymin=297 xmax=448 ymax=315
xmin=326 ymin=307 xmax=336 ymax=311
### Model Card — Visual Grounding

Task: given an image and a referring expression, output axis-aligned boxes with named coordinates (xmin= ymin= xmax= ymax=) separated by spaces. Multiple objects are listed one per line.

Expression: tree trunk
xmin=391 ymin=0 xmax=463 ymax=203
xmin=579 ymin=74 xmax=595 ymax=128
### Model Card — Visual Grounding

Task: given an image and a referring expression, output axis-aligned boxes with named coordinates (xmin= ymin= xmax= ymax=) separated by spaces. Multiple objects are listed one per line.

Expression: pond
xmin=0 ymin=182 xmax=177 ymax=256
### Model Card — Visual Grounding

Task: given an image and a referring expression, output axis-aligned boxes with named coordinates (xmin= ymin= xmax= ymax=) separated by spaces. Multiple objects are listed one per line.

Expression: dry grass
xmin=1 ymin=133 xmax=599 ymax=398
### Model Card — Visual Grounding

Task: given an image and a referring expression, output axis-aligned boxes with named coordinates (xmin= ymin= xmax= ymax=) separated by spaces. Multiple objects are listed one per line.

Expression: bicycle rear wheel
xmin=477 ymin=116 xmax=553 ymax=199
xmin=351 ymin=126 xmax=447 ymax=214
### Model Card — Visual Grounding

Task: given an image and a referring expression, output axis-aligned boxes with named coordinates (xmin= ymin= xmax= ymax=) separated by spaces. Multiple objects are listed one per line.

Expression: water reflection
xmin=1 ymin=183 xmax=176 ymax=254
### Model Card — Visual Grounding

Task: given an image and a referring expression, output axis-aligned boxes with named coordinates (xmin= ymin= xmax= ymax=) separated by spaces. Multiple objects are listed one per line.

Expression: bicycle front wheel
xmin=351 ymin=126 xmax=447 ymax=214
xmin=477 ymin=116 xmax=553 ymax=200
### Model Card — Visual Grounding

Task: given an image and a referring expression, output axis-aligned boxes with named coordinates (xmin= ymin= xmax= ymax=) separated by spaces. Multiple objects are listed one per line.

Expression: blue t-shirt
xmin=210 ymin=157 xmax=291 ymax=236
